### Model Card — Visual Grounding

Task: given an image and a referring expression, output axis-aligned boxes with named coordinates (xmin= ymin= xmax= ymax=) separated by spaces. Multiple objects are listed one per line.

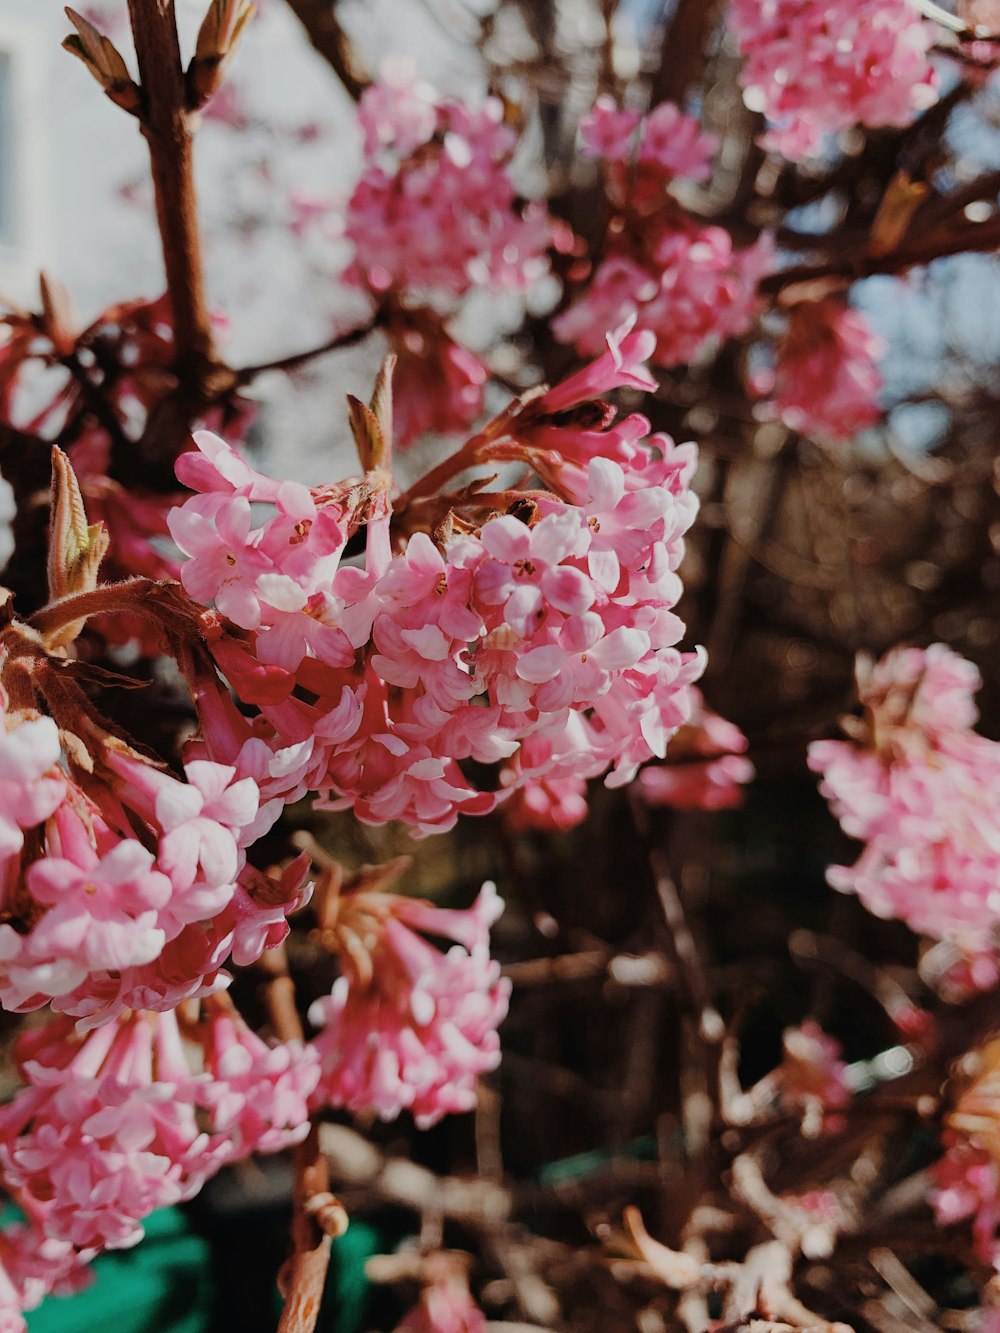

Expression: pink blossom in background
xmin=395 ymin=1272 xmax=487 ymax=1333
xmin=638 ymin=687 xmax=754 ymax=811
xmin=580 ymin=97 xmax=641 ymax=160
xmin=308 ymin=881 xmax=510 ymax=1127
xmin=809 ymin=644 xmax=1000 ymax=945
xmin=386 ymin=309 xmax=488 ymax=445
xmin=779 ymin=1023 xmax=851 ymax=1112
xmin=758 ymin=299 xmax=885 ymax=441
xmin=729 ymin=0 xmax=938 ymax=159
xmin=931 ymin=1139 xmax=1000 ymax=1266
xmin=345 ymin=62 xmax=552 ymax=300
xmin=501 ymin=768 xmax=590 ymax=834
xmin=555 ymin=102 xmax=772 ymax=368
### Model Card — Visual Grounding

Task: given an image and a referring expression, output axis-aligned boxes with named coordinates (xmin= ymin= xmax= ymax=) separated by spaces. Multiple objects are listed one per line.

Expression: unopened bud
xmin=39 ymin=272 xmax=79 ymax=356
xmin=63 ymin=8 xmax=141 ymax=115
xmin=45 ymin=447 xmax=109 ymax=649
xmin=188 ymin=0 xmax=255 ymax=109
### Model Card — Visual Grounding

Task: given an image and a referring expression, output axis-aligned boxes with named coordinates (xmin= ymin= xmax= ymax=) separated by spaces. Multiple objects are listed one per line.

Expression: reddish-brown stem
xmin=396 ymin=413 xmax=516 ymax=510
xmin=28 ymin=578 xmax=197 ymax=642
xmin=126 ymin=0 xmax=226 ymax=398
xmin=256 ymin=943 xmax=305 ymax=1044
xmin=277 ymin=1123 xmax=335 ymax=1333
xmin=258 ymin=946 xmax=340 ymax=1333
xmin=649 ymin=0 xmax=719 ymax=105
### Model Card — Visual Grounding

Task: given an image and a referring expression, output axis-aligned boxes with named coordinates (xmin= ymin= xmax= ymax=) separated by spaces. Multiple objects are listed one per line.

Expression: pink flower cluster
xmin=170 ymin=327 xmax=704 ymax=837
xmin=339 ymin=62 xmax=558 ymax=445
xmin=0 ymin=677 xmax=310 ymax=1025
xmin=345 ymin=60 xmax=551 ymax=300
xmin=809 ymin=644 xmax=1000 ymax=945
xmin=556 ymin=98 xmax=770 ymax=368
xmin=0 ymin=1005 xmax=319 ymax=1256
xmin=309 ymin=881 xmax=510 ymax=1128
xmin=638 ymin=687 xmax=754 ymax=811
xmin=754 ymin=299 xmax=885 ymax=441
xmin=728 ymin=0 xmax=938 ymax=159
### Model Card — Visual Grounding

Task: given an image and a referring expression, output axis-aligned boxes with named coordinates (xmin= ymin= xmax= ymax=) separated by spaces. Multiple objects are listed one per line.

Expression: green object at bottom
xmin=27 ymin=1208 xmax=213 ymax=1333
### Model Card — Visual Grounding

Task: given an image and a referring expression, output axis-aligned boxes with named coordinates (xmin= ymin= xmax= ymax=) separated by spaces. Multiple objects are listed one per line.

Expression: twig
xmin=760 ymin=216 xmax=1000 ymax=294
xmin=233 ymin=320 xmax=378 ymax=385
xmin=261 ymin=946 xmax=346 ymax=1333
xmin=126 ymin=0 xmax=228 ymax=399
xmin=628 ymin=791 xmax=718 ymax=1031
xmin=909 ymin=0 xmax=1000 ymax=41
xmin=277 ymin=1123 xmax=341 ymax=1333
xmin=281 ymin=0 xmax=370 ymax=99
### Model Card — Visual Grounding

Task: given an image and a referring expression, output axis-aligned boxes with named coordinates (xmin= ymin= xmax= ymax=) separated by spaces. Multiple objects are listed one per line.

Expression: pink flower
xmin=638 ymin=103 xmax=717 ymax=182
xmin=762 ymin=299 xmax=885 ymax=441
xmin=388 ymin=310 xmax=487 ymax=446
xmin=0 ymin=704 xmax=64 ymax=860
xmin=809 ymin=644 xmax=1000 ymax=944
xmin=779 ymin=1023 xmax=850 ymax=1116
xmin=0 ymin=1221 xmax=92 ymax=1332
xmin=199 ymin=1001 xmax=320 ymax=1157
xmin=932 ymin=1140 xmax=1000 ymax=1266
xmin=0 ymin=1012 xmax=228 ymax=1252
xmin=638 ymin=688 xmax=754 ymax=811
xmin=26 ymin=840 xmax=170 ymax=974
xmin=344 ymin=68 xmax=551 ymax=300
xmin=309 ymin=880 xmax=509 ymax=1127
xmin=395 ymin=1271 xmax=486 ymax=1333
xmin=168 ymin=493 xmax=272 ymax=630
xmin=501 ymin=768 xmax=590 ymax=834
xmin=729 ymin=0 xmax=938 ymax=159
xmin=580 ymin=96 xmax=641 ymax=160
xmin=555 ymin=224 xmax=770 ymax=368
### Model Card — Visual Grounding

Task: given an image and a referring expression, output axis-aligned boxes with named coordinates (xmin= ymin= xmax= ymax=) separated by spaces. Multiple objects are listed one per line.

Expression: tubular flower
xmin=308 ymin=864 xmax=509 ymax=1128
xmin=638 ymin=687 xmax=754 ymax=811
xmin=395 ymin=1268 xmax=487 ymax=1333
xmin=0 ymin=1012 xmax=227 ymax=1252
xmin=757 ymin=298 xmax=885 ymax=441
xmin=198 ymin=998 xmax=321 ymax=1157
xmin=809 ymin=644 xmax=1000 ymax=945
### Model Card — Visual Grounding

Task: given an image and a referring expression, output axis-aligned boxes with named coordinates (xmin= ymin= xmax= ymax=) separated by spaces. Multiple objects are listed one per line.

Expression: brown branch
xmin=259 ymin=945 xmax=345 ymax=1333
xmin=126 ymin=1 xmax=229 ymax=399
xmin=760 ymin=216 xmax=1000 ymax=294
xmin=281 ymin=0 xmax=369 ymax=100
xmin=649 ymin=0 xmax=719 ymax=106
xmin=233 ymin=319 xmax=377 ymax=386
xmin=277 ymin=1123 xmax=339 ymax=1333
